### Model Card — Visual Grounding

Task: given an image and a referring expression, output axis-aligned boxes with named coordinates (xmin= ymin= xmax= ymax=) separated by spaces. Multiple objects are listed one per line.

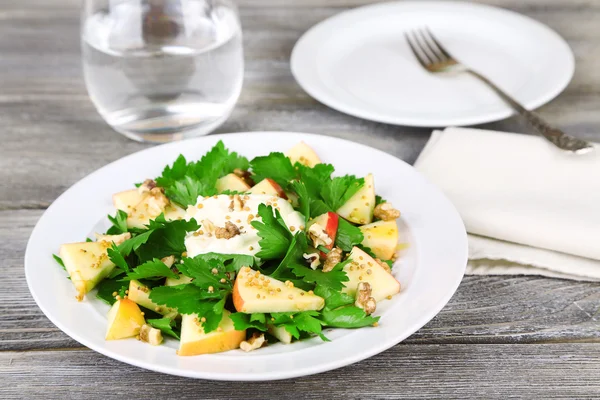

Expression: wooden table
xmin=2 ymin=0 xmax=600 ymax=398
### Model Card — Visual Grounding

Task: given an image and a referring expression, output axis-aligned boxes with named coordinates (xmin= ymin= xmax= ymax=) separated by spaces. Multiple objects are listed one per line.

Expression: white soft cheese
xmin=184 ymin=194 xmax=305 ymax=258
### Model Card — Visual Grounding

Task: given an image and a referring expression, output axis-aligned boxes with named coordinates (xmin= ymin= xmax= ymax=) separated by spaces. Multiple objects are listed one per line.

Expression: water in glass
xmin=82 ymin=0 xmax=243 ymax=142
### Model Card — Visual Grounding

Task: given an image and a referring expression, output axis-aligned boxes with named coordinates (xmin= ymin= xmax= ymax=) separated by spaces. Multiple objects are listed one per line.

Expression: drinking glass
xmin=81 ymin=0 xmax=244 ymax=143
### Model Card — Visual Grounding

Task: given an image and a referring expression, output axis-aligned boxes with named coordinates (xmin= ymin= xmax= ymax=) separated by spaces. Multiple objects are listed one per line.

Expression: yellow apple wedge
xmin=268 ymin=324 xmax=292 ymax=344
xmin=246 ymin=178 xmax=288 ymax=199
xmin=216 ymin=173 xmax=251 ymax=193
xmin=178 ymin=311 xmax=246 ymax=356
xmin=359 ymin=220 xmax=399 ymax=260
xmin=128 ymin=280 xmax=177 ymax=317
xmin=127 ymin=192 xmax=185 ymax=229
xmin=112 ymin=189 xmax=145 ymax=212
xmin=59 ymin=241 xmax=116 ymax=301
xmin=105 ymin=298 xmax=146 ymax=340
xmin=233 ymin=267 xmax=324 ymax=313
xmin=286 ymin=141 xmax=321 ymax=167
xmin=165 ymin=274 xmax=194 ymax=287
xmin=342 ymin=247 xmax=400 ymax=302
xmin=336 ymin=174 xmax=376 ymax=225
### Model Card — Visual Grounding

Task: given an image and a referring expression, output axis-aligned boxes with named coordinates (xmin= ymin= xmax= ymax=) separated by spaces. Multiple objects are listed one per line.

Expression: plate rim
xmin=290 ymin=0 xmax=575 ymax=127
xmin=25 ymin=131 xmax=468 ymax=380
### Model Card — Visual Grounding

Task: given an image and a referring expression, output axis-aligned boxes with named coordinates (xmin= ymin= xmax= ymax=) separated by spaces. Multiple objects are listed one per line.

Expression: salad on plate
xmin=53 ymin=141 xmax=404 ymax=355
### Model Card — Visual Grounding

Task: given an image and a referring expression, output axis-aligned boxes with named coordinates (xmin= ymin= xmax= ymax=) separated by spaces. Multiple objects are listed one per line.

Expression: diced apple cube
xmin=286 ymin=142 xmax=321 ymax=167
xmin=336 ymin=174 xmax=376 ymax=225
xmin=216 ymin=173 xmax=251 ymax=193
xmin=178 ymin=311 xmax=246 ymax=356
xmin=342 ymin=247 xmax=400 ymax=302
xmin=105 ymin=299 xmax=146 ymax=340
xmin=359 ymin=220 xmax=399 ymax=260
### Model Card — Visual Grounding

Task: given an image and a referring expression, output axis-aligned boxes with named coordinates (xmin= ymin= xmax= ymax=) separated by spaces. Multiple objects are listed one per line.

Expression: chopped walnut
xmin=233 ymin=168 xmax=255 ymax=186
xmin=303 ymin=252 xmax=321 ymax=270
xmin=161 ymin=255 xmax=176 ymax=268
xmin=355 ymin=282 xmax=376 ymax=315
xmin=322 ymin=247 xmax=342 ymax=272
xmin=137 ymin=179 xmax=158 ymax=194
xmin=375 ymin=258 xmax=392 ymax=274
xmin=94 ymin=232 xmax=131 ymax=245
xmin=240 ymin=332 xmax=266 ymax=352
xmin=307 ymin=224 xmax=333 ymax=248
xmin=215 ymin=221 xmax=241 ymax=239
xmin=229 ymin=194 xmax=244 ymax=212
xmin=373 ymin=202 xmax=401 ymax=221
xmin=139 ymin=324 xmax=163 ymax=346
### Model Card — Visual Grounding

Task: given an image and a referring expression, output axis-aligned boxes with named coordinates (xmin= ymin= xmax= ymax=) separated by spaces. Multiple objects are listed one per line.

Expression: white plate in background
xmin=291 ymin=1 xmax=574 ymax=127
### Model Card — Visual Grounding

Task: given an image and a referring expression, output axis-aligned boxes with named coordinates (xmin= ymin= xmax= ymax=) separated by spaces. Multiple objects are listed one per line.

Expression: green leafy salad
xmin=54 ymin=141 xmax=403 ymax=355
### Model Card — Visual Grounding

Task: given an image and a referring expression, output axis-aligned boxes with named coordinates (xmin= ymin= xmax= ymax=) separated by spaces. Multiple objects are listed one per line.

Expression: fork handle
xmin=465 ymin=69 xmax=580 ymax=150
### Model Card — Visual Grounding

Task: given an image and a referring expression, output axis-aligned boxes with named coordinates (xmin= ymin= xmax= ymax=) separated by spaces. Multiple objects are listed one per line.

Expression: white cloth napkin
xmin=414 ymin=127 xmax=600 ymax=281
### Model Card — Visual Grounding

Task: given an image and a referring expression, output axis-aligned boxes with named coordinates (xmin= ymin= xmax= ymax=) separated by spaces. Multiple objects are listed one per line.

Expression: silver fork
xmin=405 ymin=28 xmax=593 ymax=154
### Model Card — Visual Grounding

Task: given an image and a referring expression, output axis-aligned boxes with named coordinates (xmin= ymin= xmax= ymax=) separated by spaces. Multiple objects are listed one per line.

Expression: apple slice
xmin=246 ymin=178 xmax=288 ymax=199
xmin=113 ymin=189 xmax=145 ymax=212
xmin=336 ymin=174 xmax=376 ymax=225
xmin=233 ymin=267 xmax=324 ymax=313
xmin=308 ymin=212 xmax=339 ymax=255
xmin=178 ymin=310 xmax=246 ymax=356
xmin=94 ymin=232 xmax=131 ymax=245
xmin=59 ymin=241 xmax=116 ymax=301
xmin=359 ymin=220 xmax=399 ymax=260
xmin=128 ymin=280 xmax=177 ymax=317
xmin=286 ymin=142 xmax=321 ymax=167
xmin=105 ymin=298 xmax=146 ymax=340
xmin=342 ymin=247 xmax=400 ymax=302
xmin=216 ymin=173 xmax=251 ymax=193
xmin=165 ymin=274 xmax=194 ymax=287
xmin=268 ymin=324 xmax=292 ymax=344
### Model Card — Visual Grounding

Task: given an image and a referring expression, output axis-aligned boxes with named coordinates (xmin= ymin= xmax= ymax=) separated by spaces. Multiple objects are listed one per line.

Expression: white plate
xmin=25 ymin=132 xmax=467 ymax=381
xmin=291 ymin=1 xmax=574 ymax=127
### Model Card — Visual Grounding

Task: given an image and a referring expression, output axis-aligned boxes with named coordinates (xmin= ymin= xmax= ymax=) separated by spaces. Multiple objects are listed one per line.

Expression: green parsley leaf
xmin=149 ymin=284 xmax=214 ymax=312
xmin=313 ymin=285 xmax=355 ymax=310
xmin=106 ymin=210 xmax=129 ymax=235
xmin=335 ymin=219 xmax=364 ymax=252
xmin=290 ymin=262 xmax=349 ymax=291
xmin=319 ymin=306 xmax=379 ymax=328
xmin=309 ymin=199 xmax=332 ymax=219
xmin=290 ymin=180 xmax=310 ymax=221
xmin=296 ymin=163 xmax=335 ymax=199
xmin=52 ymin=254 xmax=66 ymax=271
xmin=156 ymin=141 xmax=249 ymax=207
xmin=95 ymin=278 xmax=128 ymax=305
xmin=270 ymin=311 xmax=326 ymax=340
xmin=107 ymin=243 xmax=129 ymax=272
xmin=118 ymin=230 xmax=153 ymax=257
xmin=230 ymin=313 xmax=268 ymax=331
xmin=320 ymin=175 xmax=364 ymax=211
xmin=147 ymin=317 xmax=180 ymax=339
xmin=125 ymin=258 xmax=178 ymax=281
xmin=375 ymin=195 xmax=386 ymax=206
xmin=191 ymin=253 xmax=254 ymax=273
xmin=250 ymin=152 xmax=296 ymax=188
xmin=177 ymin=256 xmax=234 ymax=293
xmin=252 ymin=204 xmax=293 ymax=260
xmin=271 ymin=232 xmax=308 ymax=280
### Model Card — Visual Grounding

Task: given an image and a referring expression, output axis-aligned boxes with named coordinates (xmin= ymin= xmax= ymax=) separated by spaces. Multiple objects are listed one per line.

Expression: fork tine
xmin=416 ymin=28 xmax=447 ymax=62
xmin=424 ymin=27 xmax=453 ymax=60
xmin=404 ymin=32 xmax=431 ymax=69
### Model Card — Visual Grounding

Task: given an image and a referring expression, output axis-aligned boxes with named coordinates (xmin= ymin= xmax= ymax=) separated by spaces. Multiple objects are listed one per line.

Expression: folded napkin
xmin=415 ymin=127 xmax=600 ymax=281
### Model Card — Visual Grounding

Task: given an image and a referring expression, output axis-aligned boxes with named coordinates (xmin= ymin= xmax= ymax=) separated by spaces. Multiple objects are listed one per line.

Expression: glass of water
xmin=81 ymin=0 xmax=244 ymax=143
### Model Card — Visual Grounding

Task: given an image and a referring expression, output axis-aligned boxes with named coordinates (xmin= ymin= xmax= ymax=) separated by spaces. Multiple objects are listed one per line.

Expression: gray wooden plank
xmin=2 ymin=344 xmax=600 ymax=399
xmin=3 ymin=209 xmax=600 ymax=351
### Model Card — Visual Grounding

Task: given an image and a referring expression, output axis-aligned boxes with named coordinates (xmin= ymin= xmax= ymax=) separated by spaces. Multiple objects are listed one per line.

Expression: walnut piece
xmin=323 ymin=247 xmax=342 ymax=272
xmin=137 ymin=179 xmax=158 ymax=194
xmin=303 ymin=252 xmax=321 ymax=270
xmin=139 ymin=324 xmax=163 ymax=346
xmin=233 ymin=168 xmax=255 ymax=186
xmin=373 ymin=202 xmax=401 ymax=221
xmin=307 ymin=224 xmax=333 ymax=248
xmin=375 ymin=258 xmax=392 ymax=274
xmin=229 ymin=194 xmax=244 ymax=212
xmin=355 ymin=282 xmax=376 ymax=315
xmin=215 ymin=221 xmax=241 ymax=239
xmin=240 ymin=332 xmax=265 ymax=352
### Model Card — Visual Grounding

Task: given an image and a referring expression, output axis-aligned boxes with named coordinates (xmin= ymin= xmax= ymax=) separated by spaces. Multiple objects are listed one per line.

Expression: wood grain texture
xmin=3 ymin=345 xmax=600 ymax=399
xmin=2 ymin=0 xmax=600 ymax=397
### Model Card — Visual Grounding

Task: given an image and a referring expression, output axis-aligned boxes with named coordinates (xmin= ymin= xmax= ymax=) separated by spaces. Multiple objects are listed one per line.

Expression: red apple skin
xmin=316 ymin=211 xmax=339 ymax=257
xmin=265 ymin=178 xmax=288 ymax=200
